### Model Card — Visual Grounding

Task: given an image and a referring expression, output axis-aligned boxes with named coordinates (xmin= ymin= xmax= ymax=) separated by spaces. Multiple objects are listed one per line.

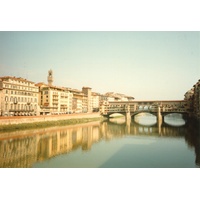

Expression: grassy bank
xmin=0 ymin=117 xmax=103 ymax=132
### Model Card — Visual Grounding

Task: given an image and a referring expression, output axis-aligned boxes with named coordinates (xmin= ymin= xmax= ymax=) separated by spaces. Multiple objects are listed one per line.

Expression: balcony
xmin=60 ymin=105 xmax=68 ymax=109
xmin=9 ymin=109 xmax=34 ymax=112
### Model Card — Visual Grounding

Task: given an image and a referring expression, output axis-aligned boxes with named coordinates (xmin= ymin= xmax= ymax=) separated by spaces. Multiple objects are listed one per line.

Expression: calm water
xmin=0 ymin=114 xmax=200 ymax=168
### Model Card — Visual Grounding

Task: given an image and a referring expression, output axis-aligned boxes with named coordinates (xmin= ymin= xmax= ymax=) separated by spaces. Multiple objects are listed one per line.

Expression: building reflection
xmin=184 ymin=121 xmax=200 ymax=166
xmin=0 ymin=119 xmax=199 ymax=167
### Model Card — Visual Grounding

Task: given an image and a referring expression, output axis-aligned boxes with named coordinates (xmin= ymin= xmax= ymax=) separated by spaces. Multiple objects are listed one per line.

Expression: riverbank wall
xmin=0 ymin=113 xmax=102 ymax=126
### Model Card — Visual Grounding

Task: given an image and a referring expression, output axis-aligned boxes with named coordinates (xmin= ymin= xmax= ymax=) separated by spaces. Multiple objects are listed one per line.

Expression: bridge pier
xmin=125 ymin=104 xmax=131 ymax=124
xmin=157 ymin=106 xmax=163 ymax=133
xmin=157 ymin=106 xmax=163 ymax=121
xmin=125 ymin=112 xmax=131 ymax=122
xmin=125 ymin=120 xmax=131 ymax=134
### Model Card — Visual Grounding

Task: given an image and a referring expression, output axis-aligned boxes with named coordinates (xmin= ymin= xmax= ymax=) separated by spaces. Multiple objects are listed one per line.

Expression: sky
xmin=0 ymin=31 xmax=199 ymax=100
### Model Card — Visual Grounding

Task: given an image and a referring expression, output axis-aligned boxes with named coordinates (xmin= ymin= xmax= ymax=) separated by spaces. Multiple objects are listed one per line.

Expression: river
xmin=0 ymin=114 xmax=199 ymax=168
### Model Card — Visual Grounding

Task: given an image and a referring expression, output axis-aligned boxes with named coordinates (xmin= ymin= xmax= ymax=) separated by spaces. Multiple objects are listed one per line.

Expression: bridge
xmin=100 ymin=100 xmax=188 ymax=122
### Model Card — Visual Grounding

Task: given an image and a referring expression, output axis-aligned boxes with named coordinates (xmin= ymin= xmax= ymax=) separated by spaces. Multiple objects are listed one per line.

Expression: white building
xmin=91 ymin=92 xmax=100 ymax=111
xmin=0 ymin=76 xmax=39 ymax=116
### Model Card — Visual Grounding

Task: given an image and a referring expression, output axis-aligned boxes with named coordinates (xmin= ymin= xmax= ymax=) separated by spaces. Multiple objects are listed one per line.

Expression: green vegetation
xmin=0 ymin=117 xmax=103 ymax=132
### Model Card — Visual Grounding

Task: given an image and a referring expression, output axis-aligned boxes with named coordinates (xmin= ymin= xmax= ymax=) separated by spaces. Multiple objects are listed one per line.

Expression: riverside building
xmin=0 ymin=76 xmax=39 ymax=116
xmin=193 ymin=79 xmax=200 ymax=119
xmin=36 ymin=70 xmax=74 ymax=115
xmin=92 ymin=92 xmax=100 ymax=112
xmin=184 ymin=79 xmax=200 ymax=120
xmin=82 ymin=87 xmax=92 ymax=113
xmin=36 ymin=83 xmax=73 ymax=115
xmin=67 ymin=88 xmax=84 ymax=113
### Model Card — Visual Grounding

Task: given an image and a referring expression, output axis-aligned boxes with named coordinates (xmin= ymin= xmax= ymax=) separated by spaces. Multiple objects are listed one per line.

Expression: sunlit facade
xmin=82 ymin=87 xmax=92 ymax=113
xmin=0 ymin=76 xmax=39 ymax=116
xmin=36 ymin=83 xmax=73 ymax=115
xmin=91 ymin=92 xmax=100 ymax=112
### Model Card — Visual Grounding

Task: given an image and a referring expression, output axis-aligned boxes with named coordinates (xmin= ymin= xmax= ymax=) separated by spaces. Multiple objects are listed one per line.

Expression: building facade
xmin=91 ymin=92 xmax=100 ymax=112
xmin=0 ymin=76 xmax=39 ymax=116
xmin=69 ymin=88 xmax=84 ymax=113
xmin=82 ymin=87 xmax=92 ymax=113
xmin=193 ymin=80 xmax=200 ymax=119
xmin=37 ymin=83 xmax=73 ymax=115
xmin=184 ymin=79 xmax=200 ymax=120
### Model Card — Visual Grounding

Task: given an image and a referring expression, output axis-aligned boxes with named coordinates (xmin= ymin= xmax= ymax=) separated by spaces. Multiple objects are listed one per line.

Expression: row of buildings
xmin=184 ymin=79 xmax=200 ymax=120
xmin=0 ymin=70 xmax=134 ymax=116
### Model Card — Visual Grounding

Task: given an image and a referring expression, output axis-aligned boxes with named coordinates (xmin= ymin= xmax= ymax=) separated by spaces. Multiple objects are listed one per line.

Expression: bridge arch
xmin=163 ymin=113 xmax=186 ymax=126
xmin=103 ymin=112 xmax=126 ymax=118
xmin=131 ymin=110 xmax=157 ymax=118
xmin=162 ymin=112 xmax=185 ymax=117
xmin=133 ymin=112 xmax=157 ymax=126
xmin=109 ymin=113 xmax=125 ymax=118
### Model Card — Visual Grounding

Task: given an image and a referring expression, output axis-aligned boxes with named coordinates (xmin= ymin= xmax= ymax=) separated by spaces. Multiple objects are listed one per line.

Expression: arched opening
xmin=109 ymin=113 xmax=124 ymax=118
xmin=164 ymin=113 xmax=185 ymax=126
xmin=133 ymin=113 xmax=157 ymax=126
xmin=138 ymin=105 xmax=143 ymax=110
xmin=108 ymin=113 xmax=125 ymax=123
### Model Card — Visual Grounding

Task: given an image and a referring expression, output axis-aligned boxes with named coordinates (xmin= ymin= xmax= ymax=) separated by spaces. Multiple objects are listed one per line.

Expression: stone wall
xmin=0 ymin=113 xmax=101 ymax=125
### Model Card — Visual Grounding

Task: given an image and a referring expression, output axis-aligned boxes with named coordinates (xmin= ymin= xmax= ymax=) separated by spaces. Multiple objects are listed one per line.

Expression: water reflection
xmin=0 ymin=116 xmax=199 ymax=167
xmin=164 ymin=114 xmax=186 ymax=127
xmin=134 ymin=113 xmax=157 ymax=126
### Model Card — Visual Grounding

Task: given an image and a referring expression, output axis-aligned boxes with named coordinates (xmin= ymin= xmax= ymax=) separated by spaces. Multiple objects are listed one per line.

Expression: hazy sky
xmin=0 ymin=31 xmax=199 ymax=100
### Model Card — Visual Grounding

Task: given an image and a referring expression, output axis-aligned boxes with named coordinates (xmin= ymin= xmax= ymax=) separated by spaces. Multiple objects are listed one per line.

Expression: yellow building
xmin=36 ymin=83 xmax=72 ymax=115
xmin=82 ymin=87 xmax=92 ymax=113
xmin=36 ymin=70 xmax=74 ymax=115
xmin=0 ymin=76 xmax=39 ymax=116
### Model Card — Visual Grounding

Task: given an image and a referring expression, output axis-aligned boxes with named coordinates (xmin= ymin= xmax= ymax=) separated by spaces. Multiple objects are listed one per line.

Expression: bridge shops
xmin=100 ymin=100 xmax=188 ymax=123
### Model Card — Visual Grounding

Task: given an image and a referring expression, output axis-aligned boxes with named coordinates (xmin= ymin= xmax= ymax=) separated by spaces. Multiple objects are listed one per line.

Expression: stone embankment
xmin=0 ymin=113 xmax=101 ymax=126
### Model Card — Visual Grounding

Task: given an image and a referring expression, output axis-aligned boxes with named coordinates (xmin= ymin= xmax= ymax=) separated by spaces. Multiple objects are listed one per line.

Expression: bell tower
xmin=47 ymin=69 xmax=53 ymax=86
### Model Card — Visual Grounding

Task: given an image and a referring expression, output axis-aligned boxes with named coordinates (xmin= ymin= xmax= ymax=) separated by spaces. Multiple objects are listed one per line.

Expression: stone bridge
xmin=100 ymin=100 xmax=188 ymax=122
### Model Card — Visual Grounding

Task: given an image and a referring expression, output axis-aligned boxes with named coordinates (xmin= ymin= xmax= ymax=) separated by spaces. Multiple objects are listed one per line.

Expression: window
xmin=10 ymin=97 xmax=13 ymax=102
xmin=5 ymin=96 xmax=8 ymax=102
xmin=14 ymin=97 xmax=17 ymax=104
